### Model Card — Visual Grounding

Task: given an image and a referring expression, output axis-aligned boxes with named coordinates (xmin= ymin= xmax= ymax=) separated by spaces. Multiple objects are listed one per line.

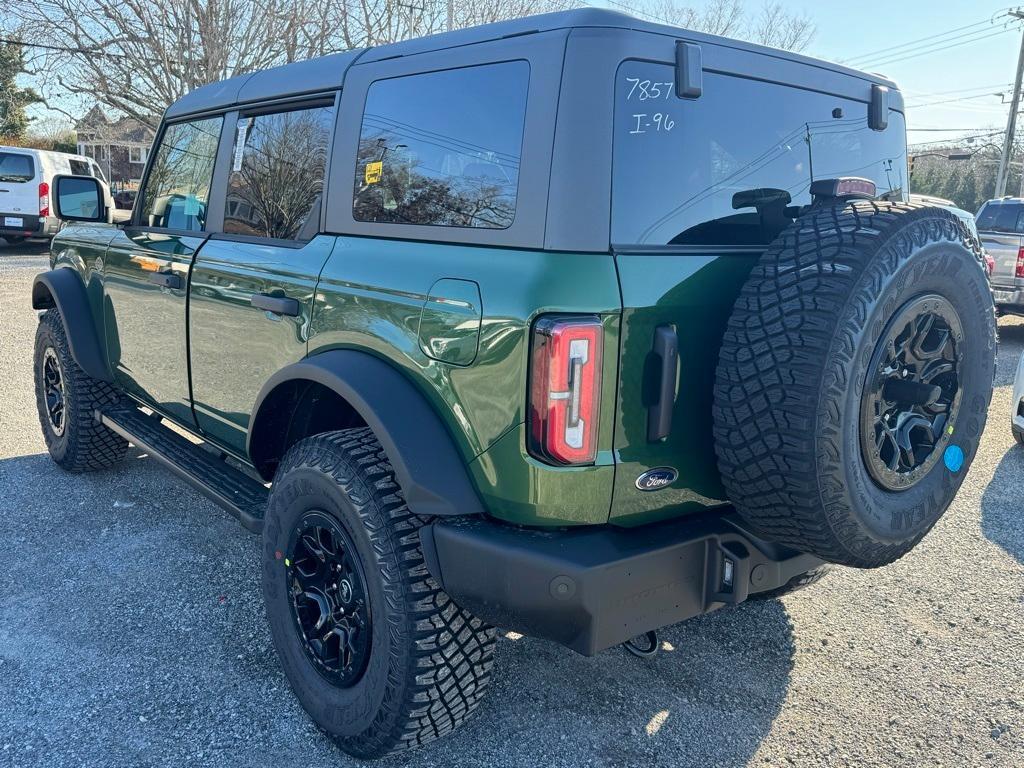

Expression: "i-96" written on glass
xmin=630 ymin=113 xmax=675 ymax=135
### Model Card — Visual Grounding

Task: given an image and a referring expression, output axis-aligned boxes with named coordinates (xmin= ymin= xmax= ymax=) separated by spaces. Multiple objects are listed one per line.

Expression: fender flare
xmin=248 ymin=350 xmax=485 ymax=518
xmin=31 ymin=269 xmax=112 ymax=382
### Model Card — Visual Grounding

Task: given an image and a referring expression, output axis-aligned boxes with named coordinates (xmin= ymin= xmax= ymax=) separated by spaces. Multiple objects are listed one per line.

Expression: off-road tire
xmin=714 ymin=202 xmax=996 ymax=568
xmin=261 ymin=428 xmax=496 ymax=759
xmin=3 ymin=235 xmax=27 ymax=245
xmin=749 ymin=565 xmax=831 ymax=600
xmin=34 ymin=309 xmax=127 ymax=471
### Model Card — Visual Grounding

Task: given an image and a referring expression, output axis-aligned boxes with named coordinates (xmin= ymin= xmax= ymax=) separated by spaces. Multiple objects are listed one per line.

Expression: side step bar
xmin=97 ymin=406 xmax=267 ymax=533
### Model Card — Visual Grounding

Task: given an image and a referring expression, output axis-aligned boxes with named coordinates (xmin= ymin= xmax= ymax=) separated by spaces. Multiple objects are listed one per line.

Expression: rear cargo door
xmin=0 ymin=149 xmax=40 ymax=237
xmin=609 ymin=60 xmax=908 ymax=525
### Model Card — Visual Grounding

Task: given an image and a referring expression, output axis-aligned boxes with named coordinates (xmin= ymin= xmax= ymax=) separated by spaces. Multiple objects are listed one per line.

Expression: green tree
xmin=0 ymin=40 xmax=40 ymax=140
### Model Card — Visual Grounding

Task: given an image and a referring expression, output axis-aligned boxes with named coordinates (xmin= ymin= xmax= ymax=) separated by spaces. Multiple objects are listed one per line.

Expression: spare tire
xmin=713 ymin=201 xmax=995 ymax=568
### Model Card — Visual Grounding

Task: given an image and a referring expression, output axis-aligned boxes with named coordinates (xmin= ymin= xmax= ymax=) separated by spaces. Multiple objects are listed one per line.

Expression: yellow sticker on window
xmin=364 ymin=161 xmax=383 ymax=185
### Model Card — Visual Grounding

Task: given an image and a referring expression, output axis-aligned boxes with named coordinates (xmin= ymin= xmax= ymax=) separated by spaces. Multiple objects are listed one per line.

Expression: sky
xmin=15 ymin=0 xmax=1024 ymax=149
xmin=789 ymin=0 xmax=1021 ymax=148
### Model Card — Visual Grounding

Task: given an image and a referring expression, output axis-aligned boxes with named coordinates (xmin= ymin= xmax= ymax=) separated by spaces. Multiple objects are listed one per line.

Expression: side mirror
xmin=53 ymin=175 xmax=108 ymax=222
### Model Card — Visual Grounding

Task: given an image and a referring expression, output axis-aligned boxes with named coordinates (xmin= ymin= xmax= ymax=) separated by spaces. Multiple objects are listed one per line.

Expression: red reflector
xmin=38 ymin=181 xmax=49 ymax=218
xmin=1016 ymin=247 xmax=1024 ymax=279
xmin=528 ymin=316 xmax=603 ymax=466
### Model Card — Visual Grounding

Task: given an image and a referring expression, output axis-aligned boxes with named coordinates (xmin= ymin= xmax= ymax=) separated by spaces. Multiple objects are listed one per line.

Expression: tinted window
xmin=223 ymin=105 xmax=334 ymax=240
xmin=976 ymin=202 xmax=1024 ymax=233
xmin=0 ymin=152 xmax=34 ymax=183
xmin=139 ymin=117 xmax=222 ymax=231
xmin=612 ymin=63 xmax=908 ymax=246
xmin=68 ymin=159 xmax=90 ymax=176
xmin=353 ymin=61 xmax=529 ymax=229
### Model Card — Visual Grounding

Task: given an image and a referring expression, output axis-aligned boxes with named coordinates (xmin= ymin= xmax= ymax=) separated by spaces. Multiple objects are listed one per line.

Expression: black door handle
xmin=251 ymin=293 xmax=300 ymax=317
xmin=149 ymin=271 xmax=183 ymax=290
xmin=647 ymin=325 xmax=678 ymax=442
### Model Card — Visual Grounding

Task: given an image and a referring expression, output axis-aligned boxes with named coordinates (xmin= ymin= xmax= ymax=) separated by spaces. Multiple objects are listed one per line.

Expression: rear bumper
xmin=993 ymin=284 xmax=1024 ymax=312
xmin=420 ymin=511 xmax=821 ymax=656
xmin=0 ymin=212 xmax=51 ymax=238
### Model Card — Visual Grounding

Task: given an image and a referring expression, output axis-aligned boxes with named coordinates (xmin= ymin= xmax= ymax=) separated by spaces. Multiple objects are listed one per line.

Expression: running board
xmin=97 ymin=406 xmax=267 ymax=534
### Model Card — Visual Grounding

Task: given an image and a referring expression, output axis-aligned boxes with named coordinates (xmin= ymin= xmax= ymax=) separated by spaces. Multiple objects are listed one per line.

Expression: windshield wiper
xmin=0 ymin=175 xmax=30 ymax=182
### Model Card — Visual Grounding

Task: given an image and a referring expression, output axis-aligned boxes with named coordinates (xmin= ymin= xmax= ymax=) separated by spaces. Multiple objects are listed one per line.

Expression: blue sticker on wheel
xmin=943 ymin=445 xmax=964 ymax=473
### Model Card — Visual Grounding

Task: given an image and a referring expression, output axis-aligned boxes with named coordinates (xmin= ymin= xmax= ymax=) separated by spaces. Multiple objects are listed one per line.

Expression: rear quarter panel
xmin=309 ymin=239 xmax=622 ymax=526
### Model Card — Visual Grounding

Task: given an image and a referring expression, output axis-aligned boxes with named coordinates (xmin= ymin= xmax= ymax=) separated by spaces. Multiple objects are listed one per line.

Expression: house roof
xmin=164 ymin=8 xmax=897 ymax=120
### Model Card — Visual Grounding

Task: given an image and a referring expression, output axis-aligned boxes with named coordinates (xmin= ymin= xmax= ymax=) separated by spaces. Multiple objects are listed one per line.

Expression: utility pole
xmin=446 ymin=0 xmax=453 ymax=31
xmin=996 ymin=8 xmax=1024 ymax=197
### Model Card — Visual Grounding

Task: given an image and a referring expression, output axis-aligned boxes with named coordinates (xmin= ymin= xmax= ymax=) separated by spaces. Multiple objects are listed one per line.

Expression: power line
xmin=864 ymin=27 xmax=1018 ymax=70
xmin=842 ymin=10 xmax=1013 ymax=63
xmin=906 ymin=92 xmax=1009 ymax=109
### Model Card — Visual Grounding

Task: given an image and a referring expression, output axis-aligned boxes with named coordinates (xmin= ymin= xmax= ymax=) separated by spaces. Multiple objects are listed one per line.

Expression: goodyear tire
xmin=714 ymin=202 xmax=996 ymax=568
xmin=34 ymin=309 xmax=127 ymax=471
xmin=262 ymin=428 xmax=496 ymax=758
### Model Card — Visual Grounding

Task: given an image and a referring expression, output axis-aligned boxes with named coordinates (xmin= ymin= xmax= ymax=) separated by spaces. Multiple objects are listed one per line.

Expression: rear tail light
xmin=1017 ymin=247 xmax=1024 ymax=279
xmin=38 ymin=182 xmax=49 ymax=217
xmin=528 ymin=315 xmax=603 ymax=465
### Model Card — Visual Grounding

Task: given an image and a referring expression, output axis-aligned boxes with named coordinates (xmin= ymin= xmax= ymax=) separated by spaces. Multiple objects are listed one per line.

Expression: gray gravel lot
xmin=0 ymin=238 xmax=1022 ymax=768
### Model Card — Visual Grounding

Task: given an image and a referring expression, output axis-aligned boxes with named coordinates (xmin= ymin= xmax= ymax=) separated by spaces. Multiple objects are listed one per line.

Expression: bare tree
xmin=625 ymin=0 xmax=815 ymax=52
xmin=5 ymin=0 xmax=814 ymax=129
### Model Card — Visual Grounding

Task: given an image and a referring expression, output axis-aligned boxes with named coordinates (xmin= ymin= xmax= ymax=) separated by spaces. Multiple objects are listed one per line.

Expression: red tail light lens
xmin=38 ymin=181 xmax=49 ymax=217
xmin=1017 ymin=247 xmax=1024 ymax=279
xmin=528 ymin=315 xmax=603 ymax=466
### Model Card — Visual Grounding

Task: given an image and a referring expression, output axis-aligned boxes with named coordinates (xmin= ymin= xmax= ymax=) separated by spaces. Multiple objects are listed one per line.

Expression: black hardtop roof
xmin=164 ymin=8 xmax=897 ymax=120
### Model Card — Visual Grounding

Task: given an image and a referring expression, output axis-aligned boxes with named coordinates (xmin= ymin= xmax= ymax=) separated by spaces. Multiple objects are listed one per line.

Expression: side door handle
xmin=149 ymin=271 xmax=183 ymax=290
xmin=250 ymin=293 xmax=300 ymax=317
xmin=647 ymin=324 xmax=678 ymax=442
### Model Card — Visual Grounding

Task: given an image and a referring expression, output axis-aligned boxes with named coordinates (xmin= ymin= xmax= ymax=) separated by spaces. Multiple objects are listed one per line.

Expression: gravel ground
xmin=1 ymin=239 xmax=1022 ymax=768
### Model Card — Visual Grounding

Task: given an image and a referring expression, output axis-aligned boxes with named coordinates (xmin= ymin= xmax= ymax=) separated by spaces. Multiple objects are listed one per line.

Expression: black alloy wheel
xmin=860 ymin=294 xmax=963 ymax=491
xmin=41 ymin=345 xmax=66 ymax=437
xmin=286 ymin=511 xmax=371 ymax=688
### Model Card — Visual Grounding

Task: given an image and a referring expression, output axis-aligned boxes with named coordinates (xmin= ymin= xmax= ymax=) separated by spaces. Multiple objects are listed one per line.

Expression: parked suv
xmin=0 ymin=146 xmax=107 ymax=243
xmin=977 ymin=196 xmax=1024 ymax=311
xmin=33 ymin=10 xmax=995 ymax=758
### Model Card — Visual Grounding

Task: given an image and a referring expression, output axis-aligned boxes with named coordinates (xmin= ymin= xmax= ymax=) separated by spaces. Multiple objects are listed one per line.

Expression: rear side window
xmin=353 ymin=61 xmax=529 ymax=229
xmin=69 ymin=159 xmax=90 ymax=176
xmin=0 ymin=152 xmax=35 ymax=183
xmin=976 ymin=202 xmax=1024 ymax=233
xmin=139 ymin=117 xmax=222 ymax=231
xmin=223 ymin=104 xmax=334 ymax=241
xmin=612 ymin=63 xmax=908 ymax=247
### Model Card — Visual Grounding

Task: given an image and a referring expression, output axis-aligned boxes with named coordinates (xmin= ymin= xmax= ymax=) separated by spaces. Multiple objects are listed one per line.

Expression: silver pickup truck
xmin=977 ymin=197 xmax=1024 ymax=315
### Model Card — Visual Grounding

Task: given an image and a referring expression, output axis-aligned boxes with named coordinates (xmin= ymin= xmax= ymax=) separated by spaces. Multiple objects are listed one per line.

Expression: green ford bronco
xmin=33 ymin=9 xmax=995 ymax=758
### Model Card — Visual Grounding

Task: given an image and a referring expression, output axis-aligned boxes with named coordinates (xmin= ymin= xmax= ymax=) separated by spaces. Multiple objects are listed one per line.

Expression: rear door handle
xmin=648 ymin=325 xmax=678 ymax=442
xmin=149 ymin=271 xmax=183 ymax=290
xmin=251 ymin=293 xmax=300 ymax=317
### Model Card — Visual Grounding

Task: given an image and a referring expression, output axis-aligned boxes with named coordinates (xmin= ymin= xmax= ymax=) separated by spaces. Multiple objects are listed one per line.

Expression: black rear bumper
xmin=420 ymin=511 xmax=821 ymax=656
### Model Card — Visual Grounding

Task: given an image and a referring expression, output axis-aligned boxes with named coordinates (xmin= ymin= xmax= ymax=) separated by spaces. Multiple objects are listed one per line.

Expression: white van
xmin=0 ymin=147 xmax=107 ymax=243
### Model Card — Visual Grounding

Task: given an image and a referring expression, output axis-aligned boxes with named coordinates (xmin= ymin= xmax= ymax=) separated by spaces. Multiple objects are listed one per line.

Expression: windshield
xmin=976 ymin=202 xmax=1024 ymax=234
xmin=0 ymin=152 xmax=35 ymax=183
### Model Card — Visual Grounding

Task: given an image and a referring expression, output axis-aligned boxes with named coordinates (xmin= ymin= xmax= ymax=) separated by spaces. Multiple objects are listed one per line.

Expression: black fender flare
xmin=248 ymin=350 xmax=485 ymax=518
xmin=31 ymin=268 xmax=112 ymax=382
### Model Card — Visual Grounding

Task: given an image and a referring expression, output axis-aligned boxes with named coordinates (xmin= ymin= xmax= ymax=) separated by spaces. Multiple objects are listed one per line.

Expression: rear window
xmin=68 ymin=159 xmax=90 ymax=176
xmin=612 ymin=63 xmax=908 ymax=247
xmin=352 ymin=61 xmax=529 ymax=230
xmin=0 ymin=152 xmax=35 ymax=183
xmin=976 ymin=202 xmax=1024 ymax=234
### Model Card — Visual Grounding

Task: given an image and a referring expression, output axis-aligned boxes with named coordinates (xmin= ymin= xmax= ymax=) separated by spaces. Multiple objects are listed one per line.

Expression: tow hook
xmin=622 ymin=630 xmax=659 ymax=658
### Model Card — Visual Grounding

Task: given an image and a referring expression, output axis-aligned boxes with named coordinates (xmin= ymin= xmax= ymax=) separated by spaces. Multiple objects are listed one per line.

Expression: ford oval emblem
xmin=635 ymin=467 xmax=678 ymax=492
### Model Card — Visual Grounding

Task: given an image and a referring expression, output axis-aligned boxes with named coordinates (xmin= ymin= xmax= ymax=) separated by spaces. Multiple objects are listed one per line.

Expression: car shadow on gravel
xmin=980 ymin=445 xmax=1024 ymax=564
xmin=0 ymin=450 xmax=796 ymax=768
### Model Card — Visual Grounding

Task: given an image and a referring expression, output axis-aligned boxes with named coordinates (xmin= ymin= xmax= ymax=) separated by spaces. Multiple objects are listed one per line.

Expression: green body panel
xmin=310 ymin=237 xmax=621 ymax=526
xmin=609 ymin=251 xmax=759 ymax=526
xmin=101 ymin=226 xmax=203 ymax=426
xmin=189 ymin=235 xmax=337 ymax=454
